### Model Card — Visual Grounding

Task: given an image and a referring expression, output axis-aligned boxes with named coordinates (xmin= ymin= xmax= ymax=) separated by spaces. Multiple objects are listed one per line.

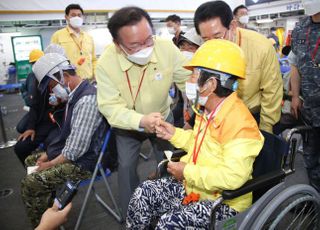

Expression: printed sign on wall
xmin=245 ymin=0 xmax=282 ymax=6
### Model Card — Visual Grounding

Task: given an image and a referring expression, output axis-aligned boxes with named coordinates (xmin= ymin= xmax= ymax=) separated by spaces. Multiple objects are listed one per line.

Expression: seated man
xmin=170 ymin=28 xmax=203 ymax=128
xmin=178 ymin=27 xmax=203 ymax=59
xmin=15 ymin=49 xmax=63 ymax=166
xmin=177 ymin=28 xmax=203 ymax=129
xmin=126 ymin=40 xmax=264 ymax=229
xmin=21 ymin=53 xmax=105 ymax=227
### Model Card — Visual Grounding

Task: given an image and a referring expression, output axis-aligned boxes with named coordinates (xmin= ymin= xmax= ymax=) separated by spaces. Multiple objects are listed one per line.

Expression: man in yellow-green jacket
xmin=194 ymin=1 xmax=283 ymax=134
xmin=51 ymin=4 xmax=97 ymax=80
xmin=126 ymin=40 xmax=264 ymax=229
xmin=96 ymin=7 xmax=190 ymax=217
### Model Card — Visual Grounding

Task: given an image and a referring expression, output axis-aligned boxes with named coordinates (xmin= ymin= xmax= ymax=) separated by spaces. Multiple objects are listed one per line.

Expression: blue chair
xmin=75 ymin=128 xmax=123 ymax=230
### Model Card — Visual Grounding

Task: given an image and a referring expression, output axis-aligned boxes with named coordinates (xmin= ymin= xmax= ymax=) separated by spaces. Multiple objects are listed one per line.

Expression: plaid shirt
xmin=62 ymin=94 xmax=102 ymax=161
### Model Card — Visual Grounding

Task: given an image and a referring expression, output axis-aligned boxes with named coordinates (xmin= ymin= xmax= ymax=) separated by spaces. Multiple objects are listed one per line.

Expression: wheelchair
xmin=158 ymin=126 xmax=320 ymax=229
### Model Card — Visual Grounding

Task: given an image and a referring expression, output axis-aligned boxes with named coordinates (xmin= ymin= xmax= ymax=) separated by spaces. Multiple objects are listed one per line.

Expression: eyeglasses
xmin=203 ymin=30 xmax=228 ymax=41
xmin=120 ymin=35 xmax=155 ymax=53
xmin=215 ymin=30 xmax=227 ymax=39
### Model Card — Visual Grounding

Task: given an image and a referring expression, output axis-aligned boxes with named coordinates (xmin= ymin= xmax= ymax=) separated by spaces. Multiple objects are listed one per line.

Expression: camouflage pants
xmin=21 ymin=153 xmax=92 ymax=227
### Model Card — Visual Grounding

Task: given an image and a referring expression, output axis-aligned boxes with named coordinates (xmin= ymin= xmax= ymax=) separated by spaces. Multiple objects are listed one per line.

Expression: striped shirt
xmin=62 ymin=94 xmax=102 ymax=161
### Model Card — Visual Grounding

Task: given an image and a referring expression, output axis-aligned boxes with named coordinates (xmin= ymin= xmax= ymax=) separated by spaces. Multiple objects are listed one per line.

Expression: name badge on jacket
xmin=154 ymin=72 xmax=163 ymax=81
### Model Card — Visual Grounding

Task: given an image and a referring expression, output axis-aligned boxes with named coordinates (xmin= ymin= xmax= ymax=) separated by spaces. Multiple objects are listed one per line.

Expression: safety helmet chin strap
xmin=191 ymin=93 xmax=205 ymax=115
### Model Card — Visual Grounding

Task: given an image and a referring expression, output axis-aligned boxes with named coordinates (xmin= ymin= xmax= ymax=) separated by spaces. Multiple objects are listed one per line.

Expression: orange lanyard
xmin=237 ymin=30 xmax=242 ymax=47
xmin=192 ymin=100 xmax=224 ymax=164
xmin=70 ymin=33 xmax=83 ymax=55
xmin=125 ymin=68 xmax=147 ymax=109
xmin=192 ymin=114 xmax=212 ymax=164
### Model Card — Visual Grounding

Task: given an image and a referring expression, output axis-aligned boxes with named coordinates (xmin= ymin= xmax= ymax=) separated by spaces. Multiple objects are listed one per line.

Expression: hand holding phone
xmin=55 ymin=181 xmax=79 ymax=210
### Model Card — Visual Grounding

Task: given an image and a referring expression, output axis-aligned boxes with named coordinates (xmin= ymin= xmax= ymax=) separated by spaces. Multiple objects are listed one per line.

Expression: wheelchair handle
xmin=285 ymin=126 xmax=312 ymax=142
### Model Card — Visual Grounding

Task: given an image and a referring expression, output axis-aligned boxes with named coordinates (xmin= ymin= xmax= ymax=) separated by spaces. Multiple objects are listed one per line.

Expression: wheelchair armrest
xmin=221 ymin=170 xmax=286 ymax=200
xmin=157 ymin=150 xmax=187 ymax=178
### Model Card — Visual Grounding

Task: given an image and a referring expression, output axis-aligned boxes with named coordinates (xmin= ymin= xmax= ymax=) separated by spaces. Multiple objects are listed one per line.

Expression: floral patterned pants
xmin=126 ymin=177 xmax=238 ymax=230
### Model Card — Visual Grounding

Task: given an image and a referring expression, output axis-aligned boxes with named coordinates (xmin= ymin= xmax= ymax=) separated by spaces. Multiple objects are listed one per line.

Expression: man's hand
xmin=140 ymin=112 xmax=163 ymax=133
xmin=167 ymin=161 xmax=186 ymax=181
xmin=35 ymin=202 xmax=72 ymax=230
xmin=36 ymin=153 xmax=49 ymax=165
xmin=18 ymin=129 xmax=35 ymax=141
xmin=155 ymin=120 xmax=176 ymax=140
xmin=37 ymin=161 xmax=53 ymax=172
xmin=291 ymin=96 xmax=302 ymax=119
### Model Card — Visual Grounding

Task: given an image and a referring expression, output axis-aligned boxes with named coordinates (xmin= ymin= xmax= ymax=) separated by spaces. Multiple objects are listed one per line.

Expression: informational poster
xmin=245 ymin=0 xmax=282 ymax=6
xmin=11 ymin=35 xmax=42 ymax=61
xmin=11 ymin=35 xmax=43 ymax=80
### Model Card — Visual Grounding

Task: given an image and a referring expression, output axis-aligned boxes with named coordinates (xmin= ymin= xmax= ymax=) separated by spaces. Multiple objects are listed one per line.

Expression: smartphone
xmin=55 ymin=181 xmax=78 ymax=210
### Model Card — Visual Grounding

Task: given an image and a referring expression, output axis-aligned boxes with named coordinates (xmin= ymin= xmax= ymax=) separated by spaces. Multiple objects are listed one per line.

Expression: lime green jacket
xmin=96 ymin=37 xmax=190 ymax=130
xmin=235 ymin=28 xmax=283 ymax=133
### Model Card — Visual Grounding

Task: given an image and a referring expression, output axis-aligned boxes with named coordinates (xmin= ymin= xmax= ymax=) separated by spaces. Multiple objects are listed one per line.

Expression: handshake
xmin=139 ymin=112 xmax=176 ymax=140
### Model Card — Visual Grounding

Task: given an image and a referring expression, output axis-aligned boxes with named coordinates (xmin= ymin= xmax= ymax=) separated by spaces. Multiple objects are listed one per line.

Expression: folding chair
xmin=75 ymin=128 xmax=123 ymax=230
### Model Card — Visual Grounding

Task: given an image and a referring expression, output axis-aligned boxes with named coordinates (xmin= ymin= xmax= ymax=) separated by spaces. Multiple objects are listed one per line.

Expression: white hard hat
xmin=302 ymin=0 xmax=320 ymax=16
xmin=32 ymin=53 xmax=70 ymax=93
xmin=180 ymin=28 xmax=203 ymax=47
xmin=33 ymin=53 xmax=68 ymax=83
xmin=44 ymin=44 xmax=66 ymax=57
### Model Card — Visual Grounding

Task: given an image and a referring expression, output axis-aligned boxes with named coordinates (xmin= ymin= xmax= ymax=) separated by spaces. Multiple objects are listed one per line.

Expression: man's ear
xmin=229 ymin=19 xmax=238 ymax=32
xmin=62 ymin=71 xmax=70 ymax=79
xmin=209 ymin=78 xmax=218 ymax=92
xmin=114 ymin=40 xmax=123 ymax=54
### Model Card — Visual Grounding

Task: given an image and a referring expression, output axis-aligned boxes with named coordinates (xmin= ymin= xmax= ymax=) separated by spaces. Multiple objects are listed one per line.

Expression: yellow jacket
xmin=235 ymin=28 xmax=283 ymax=133
xmin=96 ymin=37 xmax=191 ymax=130
xmin=51 ymin=26 xmax=97 ymax=79
xmin=170 ymin=92 xmax=264 ymax=212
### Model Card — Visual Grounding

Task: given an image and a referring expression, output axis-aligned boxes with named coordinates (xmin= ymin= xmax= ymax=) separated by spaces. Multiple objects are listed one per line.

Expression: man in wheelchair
xmin=126 ymin=40 xmax=264 ymax=229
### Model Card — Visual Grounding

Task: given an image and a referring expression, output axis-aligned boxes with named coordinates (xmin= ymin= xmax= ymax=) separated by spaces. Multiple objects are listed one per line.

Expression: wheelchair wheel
xmin=268 ymin=194 xmax=319 ymax=229
xmin=252 ymin=184 xmax=320 ymax=230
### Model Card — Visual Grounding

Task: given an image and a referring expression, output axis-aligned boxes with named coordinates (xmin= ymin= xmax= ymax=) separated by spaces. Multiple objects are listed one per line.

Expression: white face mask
xmin=52 ymin=84 xmax=69 ymax=101
xmin=125 ymin=46 xmax=154 ymax=65
xmin=167 ymin=27 xmax=176 ymax=35
xmin=185 ymin=82 xmax=197 ymax=101
xmin=48 ymin=94 xmax=59 ymax=106
xmin=239 ymin=15 xmax=249 ymax=25
xmin=69 ymin=16 xmax=83 ymax=29
xmin=181 ymin=51 xmax=194 ymax=60
xmin=197 ymin=82 xmax=213 ymax=106
xmin=302 ymin=0 xmax=320 ymax=15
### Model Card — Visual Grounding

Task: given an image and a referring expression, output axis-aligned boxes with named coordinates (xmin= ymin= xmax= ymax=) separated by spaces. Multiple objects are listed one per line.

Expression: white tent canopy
xmin=0 ymin=0 xmax=243 ymax=21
